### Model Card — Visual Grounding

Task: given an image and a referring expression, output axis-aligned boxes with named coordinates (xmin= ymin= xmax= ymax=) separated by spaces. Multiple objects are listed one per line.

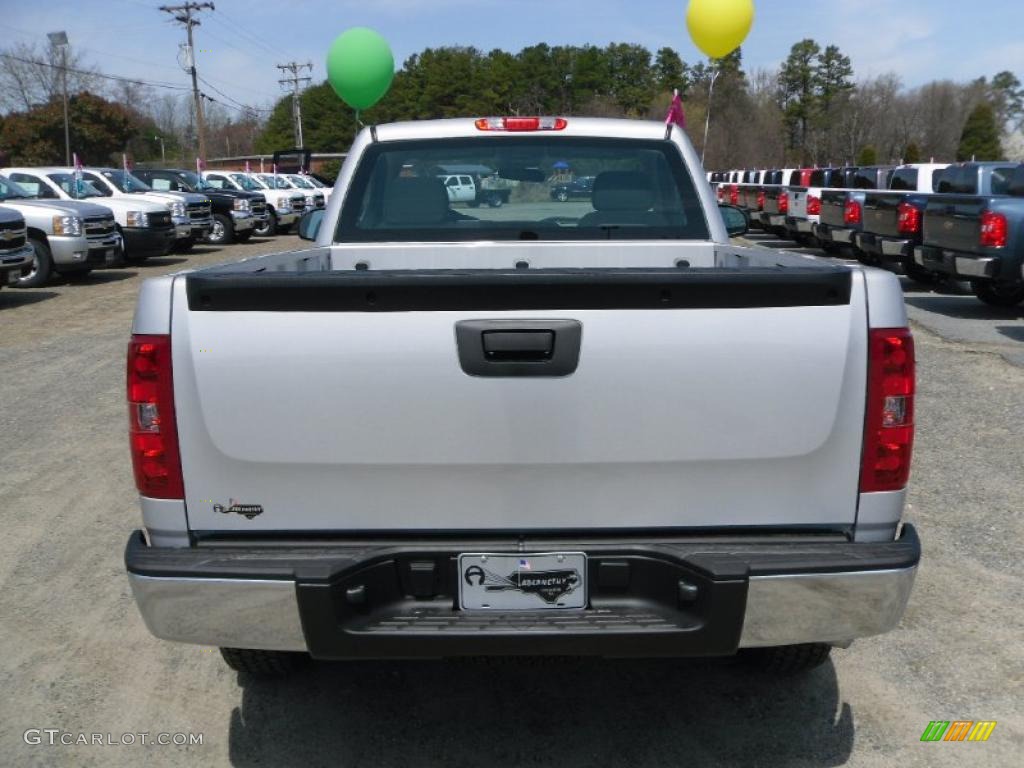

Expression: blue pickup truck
xmin=913 ymin=163 xmax=1024 ymax=306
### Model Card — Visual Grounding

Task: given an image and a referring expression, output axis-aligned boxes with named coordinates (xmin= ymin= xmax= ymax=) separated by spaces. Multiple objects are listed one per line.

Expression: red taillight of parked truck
xmin=979 ymin=211 xmax=1008 ymax=248
xmin=807 ymin=195 xmax=821 ymax=216
xmin=756 ymin=190 xmax=765 ymax=210
xmin=127 ymin=335 xmax=184 ymax=499
xmin=860 ymin=328 xmax=915 ymax=493
xmin=778 ymin=191 xmax=789 ymax=214
xmin=729 ymin=185 xmax=739 ymax=205
xmin=897 ymin=202 xmax=921 ymax=235
xmin=844 ymin=199 xmax=862 ymax=225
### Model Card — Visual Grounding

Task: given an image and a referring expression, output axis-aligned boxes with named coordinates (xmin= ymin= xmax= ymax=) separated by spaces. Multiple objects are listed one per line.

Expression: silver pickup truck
xmin=125 ymin=117 xmax=920 ymax=678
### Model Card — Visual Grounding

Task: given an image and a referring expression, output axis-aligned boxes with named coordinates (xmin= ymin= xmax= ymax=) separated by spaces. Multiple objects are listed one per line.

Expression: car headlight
xmin=233 ymin=198 xmax=250 ymax=211
xmin=277 ymin=198 xmax=291 ymax=212
xmin=167 ymin=201 xmax=186 ymax=218
xmin=306 ymin=195 xmax=316 ymax=207
xmin=126 ymin=211 xmax=149 ymax=228
xmin=52 ymin=215 xmax=82 ymax=237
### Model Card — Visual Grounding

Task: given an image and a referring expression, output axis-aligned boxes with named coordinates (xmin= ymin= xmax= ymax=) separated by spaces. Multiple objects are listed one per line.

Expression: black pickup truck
xmin=816 ymin=167 xmax=895 ymax=255
xmin=854 ymin=164 xmax=949 ymax=281
xmin=913 ymin=163 xmax=1024 ymax=306
xmin=132 ymin=169 xmax=268 ymax=245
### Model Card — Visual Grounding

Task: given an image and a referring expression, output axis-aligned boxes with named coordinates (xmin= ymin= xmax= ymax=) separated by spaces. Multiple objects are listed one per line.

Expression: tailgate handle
xmin=482 ymin=330 xmax=554 ymax=361
xmin=456 ymin=320 xmax=582 ymax=377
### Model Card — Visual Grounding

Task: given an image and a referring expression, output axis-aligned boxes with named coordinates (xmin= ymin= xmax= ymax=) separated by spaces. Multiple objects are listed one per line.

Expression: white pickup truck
xmin=125 ymin=117 xmax=920 ymax=678
xmin=202 ymin=171 xmax=304 ymax=236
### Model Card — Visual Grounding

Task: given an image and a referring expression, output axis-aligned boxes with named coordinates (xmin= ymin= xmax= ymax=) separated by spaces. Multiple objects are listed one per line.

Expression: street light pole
xmin=47 ymin=31 xmax=70 ymax=165
xmin=701 ymin=66 xmax=720 ymax=167
xmin=154 ymin=135 xmax=166 ymax=164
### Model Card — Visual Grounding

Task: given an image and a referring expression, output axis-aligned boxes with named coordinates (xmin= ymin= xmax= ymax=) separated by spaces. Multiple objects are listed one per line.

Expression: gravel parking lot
xmin=1 ymin=234 xmax=1021 ymax=767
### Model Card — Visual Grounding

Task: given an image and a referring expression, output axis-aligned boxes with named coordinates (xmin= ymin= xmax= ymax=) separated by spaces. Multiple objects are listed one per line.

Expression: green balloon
xmin=326 ymin=28 xmax=394 ymax=111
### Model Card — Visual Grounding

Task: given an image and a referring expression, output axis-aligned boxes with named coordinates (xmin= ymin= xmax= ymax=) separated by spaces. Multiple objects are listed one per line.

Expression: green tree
xmin=654 ymin=47 xmax=686 ymax=94
xmin=0 ymin=91 xmax=142 ymax=164
xmin=815 ymin=45 xmax=854 ymax=114
xmin=904 ymin=142 xmax=922 ymax=163
xmin=957 ymin=103 xmax=1004 ymax=160
xmin=778 ymin=39 xmax=821 ymax=151
xmin=857 ymin=145 xmax=878 ymax=165
xmin=990 ymin=71 xmax=1024 ymax=129
xmin=606 ymin=43 xmax=656 ymax=115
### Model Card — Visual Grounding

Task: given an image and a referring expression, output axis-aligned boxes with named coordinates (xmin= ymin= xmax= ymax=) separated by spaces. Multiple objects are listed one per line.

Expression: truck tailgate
xmin=923 ymin=195 xmax=988 ymax=252
xmin=170 ymin=268 xmax=869 ymax=534
xmin=863 ymin=193 xmax=904 ymax=238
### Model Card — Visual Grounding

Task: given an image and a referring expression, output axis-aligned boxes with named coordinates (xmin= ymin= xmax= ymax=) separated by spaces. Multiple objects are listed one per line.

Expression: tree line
xmin=1 ymin=38 xmax=1021 ymax=174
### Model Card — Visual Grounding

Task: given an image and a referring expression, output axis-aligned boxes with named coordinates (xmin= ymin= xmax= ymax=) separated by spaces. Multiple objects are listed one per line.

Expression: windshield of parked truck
xmin=338 ymin=137 xmax=708 ymax=242
xmin=0 ymin=175 xmax=32 ymax=200
xmin=256 ymin=174 xmax=292 ymax=189
xmin=287 ymin=175 xmax=314 ymax=188
xmin=100 ymin=170 xmax=152 ymax=193
xmin=175 ymin=171 xmax=212 ymax=191
xmin=48 ymin=173 xmax=103 ymax=198
xmin=229 ymin=173 xmax=262 ymax=191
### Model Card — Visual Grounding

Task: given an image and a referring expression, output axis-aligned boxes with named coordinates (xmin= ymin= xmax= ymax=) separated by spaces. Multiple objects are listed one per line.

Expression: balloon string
xmin=355 ymin=110 xmax=364 ymax=128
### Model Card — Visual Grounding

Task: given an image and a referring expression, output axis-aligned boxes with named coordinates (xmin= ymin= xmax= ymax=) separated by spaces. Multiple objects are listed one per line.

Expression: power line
xmin=277 ymin=61 xmax=312 ymax=147
xmin=208 ymin=8 xmax=289 ymax=60
xmin=197 ymin=75 xmax=273 ymax=113
xmin=0 ymin=52 xmax=191 ymax=91
xmin=159 ymin=1 xmax=215 ymax=162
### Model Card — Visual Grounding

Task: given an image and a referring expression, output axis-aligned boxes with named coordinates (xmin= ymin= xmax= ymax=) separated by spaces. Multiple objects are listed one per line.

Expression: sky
xmin=4 ymin=0 xmax=1024 ymax=114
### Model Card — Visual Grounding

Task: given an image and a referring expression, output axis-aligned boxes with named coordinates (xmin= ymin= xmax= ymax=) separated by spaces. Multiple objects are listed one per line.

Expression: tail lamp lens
xmin=860 ymin=328 xmax=915 ymax=493
xmin=127 ymin=335 xmax=183 ymax=499
xmin=729 ymin=185 xmax=739 ymax=205
xmin=897 ymin=202 xmax=921 ymax=235
xmin=807 ymin=195 xmax=821 ymax=215
xmin=979 ymin=211 xmax=1008 ymax=248
xmin=844 ymin=199 xmax=862 ymax=225
xmin=778 ymin=191 xmax=789 ymax=214
xmin=756 ymin=191 xmax=765 ymax=210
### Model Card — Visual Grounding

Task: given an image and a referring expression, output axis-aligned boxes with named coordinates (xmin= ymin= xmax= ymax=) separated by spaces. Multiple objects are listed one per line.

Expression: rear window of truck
xmin=336 ymin=137 xmax=710 ymax=242
xmin=889 ymin=169 xmax=918 ymax=190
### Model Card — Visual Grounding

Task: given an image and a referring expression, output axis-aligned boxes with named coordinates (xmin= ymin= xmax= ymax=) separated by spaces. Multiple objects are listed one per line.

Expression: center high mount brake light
xmin=475 ymin=117 xmax=568 ymax=132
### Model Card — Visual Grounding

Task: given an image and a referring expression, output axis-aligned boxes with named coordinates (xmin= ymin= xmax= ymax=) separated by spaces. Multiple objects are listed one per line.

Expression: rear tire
xmin=972 ymin=281 xmax=1024 ymax=307
xmin=17 ymin=238 xmax=54 ymax=288
xmin=557 ymin=191 xmax=569 ymax=202
xmin=487 ymin=194 xmax=504 ymax=208
xmin=742 ymin=643 xmax=832 ymax=675
xmin=219 ymin=647 xmax=307 ymax=678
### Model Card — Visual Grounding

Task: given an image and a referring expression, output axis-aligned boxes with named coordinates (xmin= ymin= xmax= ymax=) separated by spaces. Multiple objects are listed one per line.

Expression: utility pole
xmin=159 ymin=2 xmax=214 ymax=164
xmin=277 ymin=62 xmax=312 ymax=148
xmin=47 ymin=31 xmax=70 ymax=165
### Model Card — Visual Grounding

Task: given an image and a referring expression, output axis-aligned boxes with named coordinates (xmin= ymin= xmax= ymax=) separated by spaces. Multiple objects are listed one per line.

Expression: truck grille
xmin=84 ymin=215 xmax=116 ymax=240
xmin=0 ymin=218 xmax=26 ymax=251
xmin=291 ymin=197 xmax=306 ymax=214
xmin=149 ymin=211 xmax=173 ymax=229
xmin=314 ymin=194 xmax=325 ymax=209
xmin=187 ymin=202 xmax=212 ymax=222
xmin=250 ymin=200 xmax=267 ymax=217
xmin=0 ymin=227 xmax=27 ymax=253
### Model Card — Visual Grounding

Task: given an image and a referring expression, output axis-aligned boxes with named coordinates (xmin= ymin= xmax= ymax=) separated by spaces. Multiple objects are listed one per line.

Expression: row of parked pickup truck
xmin=0 ymin=166 xmax=332 ymax=289
xmin=709 ymin=161 xmax=1024 ymax=306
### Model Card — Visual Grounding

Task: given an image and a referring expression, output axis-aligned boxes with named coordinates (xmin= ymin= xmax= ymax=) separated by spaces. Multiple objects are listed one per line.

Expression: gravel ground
xmin=0 ymin=235 xmax=1021 ymax=767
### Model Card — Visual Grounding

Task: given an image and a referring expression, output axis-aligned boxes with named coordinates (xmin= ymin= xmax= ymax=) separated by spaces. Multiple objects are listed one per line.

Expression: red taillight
xmin=897 ymin=202 xmax=921 ymax=235
xmin=127 ymin=334 xmax=183 ymax=499
xmin=860 ymin=328 xmax=915 ymax=493
xmin=729 ymin=185 xmax=739 ymax=205
xmin=475 ymin=116 xmax=567 ymax=132
xmin=756 ymin=190 xmax=765 ymax=210
xmin=778 ymin=191 xmax=789 ymax=214
xmin=979 ymin=211 xmax=1008 ymax=248
xmin=807 ymin=195 xmax=821 ymax=215
xmin=844 ymin=199 xmax=862 ymax=225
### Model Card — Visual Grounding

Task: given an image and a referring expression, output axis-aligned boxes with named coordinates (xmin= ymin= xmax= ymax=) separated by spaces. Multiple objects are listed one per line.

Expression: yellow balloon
xmin=687 ymin=0 xmax=755 ymax=59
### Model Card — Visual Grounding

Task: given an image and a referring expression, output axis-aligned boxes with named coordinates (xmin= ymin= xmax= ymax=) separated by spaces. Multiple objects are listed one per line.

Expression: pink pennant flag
xmin=665 ymin=88 xmax=686 ymax=130
xmin=245 ymin=159 xmax=251 ymax=173
xmin=196 ymin=157 xmax=205 ymax=173
xmin=123 ymin=153 xmax=131 ymax=173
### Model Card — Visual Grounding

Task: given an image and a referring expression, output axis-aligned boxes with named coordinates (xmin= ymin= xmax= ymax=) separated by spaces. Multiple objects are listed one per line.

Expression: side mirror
xmin=297 ymin=208 xmax=325 ymax=241
xmin=718 ymin=204 xmax=749 ymax=238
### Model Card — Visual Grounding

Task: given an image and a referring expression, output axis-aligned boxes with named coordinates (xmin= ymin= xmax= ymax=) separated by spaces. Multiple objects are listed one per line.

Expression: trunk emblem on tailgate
xmin=464 ymin=564 xmax=581 ymax=604
xmin=212 ymin=499 xmax=264 ymax=520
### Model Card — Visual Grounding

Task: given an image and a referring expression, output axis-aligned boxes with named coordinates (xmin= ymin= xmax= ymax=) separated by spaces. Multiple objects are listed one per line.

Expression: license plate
xmin=458 ymin=552 xmax=586 ymax=610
